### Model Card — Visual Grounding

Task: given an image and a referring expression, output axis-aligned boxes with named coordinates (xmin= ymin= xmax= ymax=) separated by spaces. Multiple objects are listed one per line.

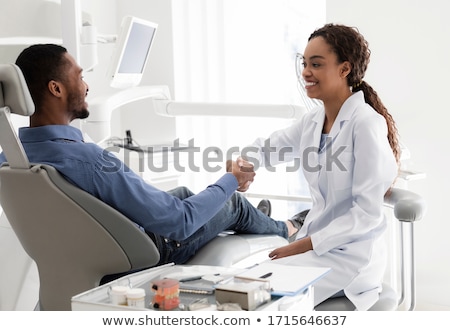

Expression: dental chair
xmin=0 ymin=63 xmax=287 ymax=310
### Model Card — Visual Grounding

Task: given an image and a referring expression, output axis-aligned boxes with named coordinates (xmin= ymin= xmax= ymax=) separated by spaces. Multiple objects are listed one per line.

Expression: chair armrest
xmin=384 ymin=188 xmax=427 ymax=222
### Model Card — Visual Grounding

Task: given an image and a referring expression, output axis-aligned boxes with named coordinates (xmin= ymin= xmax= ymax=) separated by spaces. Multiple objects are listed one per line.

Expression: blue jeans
xmin=150 ymin=186 xmax=288 ymax=265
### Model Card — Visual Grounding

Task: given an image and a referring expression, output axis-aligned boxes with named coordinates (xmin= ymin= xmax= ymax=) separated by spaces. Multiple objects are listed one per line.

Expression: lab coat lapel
xmin=311 ymin=110 xmax=325 ymax=152
xmin=309 ymin=109 xmax=324 ymax=168
xmin=305 ymin=110 xmax=325 ymax=201
xmin=324 ymin=92 xmax=360 ymax=148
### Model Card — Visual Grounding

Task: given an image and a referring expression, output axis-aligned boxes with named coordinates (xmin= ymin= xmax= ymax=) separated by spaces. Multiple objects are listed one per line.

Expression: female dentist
xmin=245 ymin=23 xmax=400 ymax=311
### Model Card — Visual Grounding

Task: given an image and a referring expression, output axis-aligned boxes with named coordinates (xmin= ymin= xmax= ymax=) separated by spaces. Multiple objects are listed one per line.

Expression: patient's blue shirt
xmin=0 ymin=125 xmax=238 ymax=241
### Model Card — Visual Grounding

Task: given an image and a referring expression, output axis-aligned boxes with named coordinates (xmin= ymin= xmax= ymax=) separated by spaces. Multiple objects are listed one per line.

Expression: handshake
xmin=226 ymin=157 xmax=255 ymax=192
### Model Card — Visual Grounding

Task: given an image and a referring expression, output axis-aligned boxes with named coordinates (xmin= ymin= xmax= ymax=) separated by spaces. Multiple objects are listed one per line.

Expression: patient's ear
xmin=48 ymin=80 xmax=63 ymax=97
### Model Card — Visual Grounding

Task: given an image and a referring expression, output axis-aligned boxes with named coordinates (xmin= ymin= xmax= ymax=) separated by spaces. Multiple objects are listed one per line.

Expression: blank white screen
xmin=118 ymin=23 xmax=156 ymax=74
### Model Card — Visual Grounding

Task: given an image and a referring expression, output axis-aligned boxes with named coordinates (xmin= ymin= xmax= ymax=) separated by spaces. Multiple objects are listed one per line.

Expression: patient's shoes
xmin=256 ymin=199 xmax=272 ymax=217
xmin=255 ymin=201 xmax=308 ymax=242
xmin=288 ymin=209 xmax=309 ymax=242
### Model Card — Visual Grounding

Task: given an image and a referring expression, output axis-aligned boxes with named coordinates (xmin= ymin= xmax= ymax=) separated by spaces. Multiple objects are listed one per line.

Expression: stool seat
xmin=315 ymin=283 xmax=398 ymax=311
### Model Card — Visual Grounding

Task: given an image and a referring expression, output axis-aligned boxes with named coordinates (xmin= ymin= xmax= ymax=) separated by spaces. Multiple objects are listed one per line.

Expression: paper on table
xmin=236 ymin=262 xmax=330 ymax=296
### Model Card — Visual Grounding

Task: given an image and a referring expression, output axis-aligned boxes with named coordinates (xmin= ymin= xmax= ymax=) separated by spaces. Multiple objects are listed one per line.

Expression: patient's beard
xmin=67 ymin=92 xmax=89 ymax=120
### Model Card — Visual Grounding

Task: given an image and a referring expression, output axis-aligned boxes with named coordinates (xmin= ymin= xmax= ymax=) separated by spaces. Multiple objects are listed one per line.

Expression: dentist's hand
xmin=226 ymin=157 xmax=255 ymax=192
xmin=268 ymin=237 xmax=313 ymax=260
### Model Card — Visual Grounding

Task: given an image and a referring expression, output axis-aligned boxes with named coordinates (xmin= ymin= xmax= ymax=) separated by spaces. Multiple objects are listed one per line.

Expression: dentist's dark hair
xmin=15 ymin=44 xmax=69 ymax=110
xmin=309 ymin=24 xmax=400 ymax=164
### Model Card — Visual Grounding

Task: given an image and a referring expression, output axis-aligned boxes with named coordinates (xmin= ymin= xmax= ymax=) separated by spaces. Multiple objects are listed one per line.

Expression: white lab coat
xmin=248 ymin=91 xmax=398 ymax=310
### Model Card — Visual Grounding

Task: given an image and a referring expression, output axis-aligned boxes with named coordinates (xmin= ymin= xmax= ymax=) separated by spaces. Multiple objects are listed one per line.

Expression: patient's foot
xmin=285 ymin=221 xmax=298 ymax=239
xmin=256 ymin=199 xmax=271 ymax=217
xmin=287 ymin=209 xmax=309 ymax=242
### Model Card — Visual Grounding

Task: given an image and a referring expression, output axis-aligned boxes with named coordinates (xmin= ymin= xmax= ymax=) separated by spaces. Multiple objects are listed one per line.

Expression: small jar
xmin=126 ymin=288 xmax=146 ymax=308
xmin=110 ymin=286 xmax=129 ymax=305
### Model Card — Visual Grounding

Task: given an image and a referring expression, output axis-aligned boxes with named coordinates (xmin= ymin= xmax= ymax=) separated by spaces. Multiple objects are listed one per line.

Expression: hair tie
xmin=353 ymin=80 xmax=363 ymax=88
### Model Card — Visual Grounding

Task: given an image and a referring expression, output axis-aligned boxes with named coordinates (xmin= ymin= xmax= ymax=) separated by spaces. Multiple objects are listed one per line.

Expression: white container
xmin=109 ymin=286 xmax=129 ymax=305
xmin=126 ymin=288 xmax=146 ymax=308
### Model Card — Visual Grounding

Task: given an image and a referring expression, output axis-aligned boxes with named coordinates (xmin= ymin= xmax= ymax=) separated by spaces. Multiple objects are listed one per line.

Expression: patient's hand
xmin=226 ymin=157 xmax=255 ymax=192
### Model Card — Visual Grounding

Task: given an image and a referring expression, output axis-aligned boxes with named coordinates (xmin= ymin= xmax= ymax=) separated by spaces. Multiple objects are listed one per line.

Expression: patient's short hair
xmin=15 ymin=44 xmax=69 ymax=109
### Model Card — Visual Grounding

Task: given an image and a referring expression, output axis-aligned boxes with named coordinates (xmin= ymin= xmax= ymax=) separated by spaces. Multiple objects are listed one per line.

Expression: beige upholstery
xmin=188 ymin=233 xmax=287 ymax=267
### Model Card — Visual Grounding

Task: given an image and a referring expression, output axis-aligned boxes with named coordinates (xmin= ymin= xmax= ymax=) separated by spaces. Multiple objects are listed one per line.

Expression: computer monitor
xmin=108 ymin=16 xmax=158 ymax=89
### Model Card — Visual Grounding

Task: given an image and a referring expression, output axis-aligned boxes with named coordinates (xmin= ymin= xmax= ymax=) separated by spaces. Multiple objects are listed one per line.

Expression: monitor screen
xmin=108 ymin=16 xmax=158 ymax=89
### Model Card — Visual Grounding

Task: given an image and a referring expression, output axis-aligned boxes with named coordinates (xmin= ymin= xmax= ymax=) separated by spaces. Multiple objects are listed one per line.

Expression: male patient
xmin=0 ymin=44 xmax=301 ymax=266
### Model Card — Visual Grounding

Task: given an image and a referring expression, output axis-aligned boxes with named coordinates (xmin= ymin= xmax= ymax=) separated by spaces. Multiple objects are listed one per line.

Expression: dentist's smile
xmin=304 ymin=81 xmax=317 ymax=89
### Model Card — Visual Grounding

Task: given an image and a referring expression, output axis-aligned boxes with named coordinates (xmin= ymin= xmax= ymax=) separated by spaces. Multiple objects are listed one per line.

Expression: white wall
xmin=327 ymin=0 xmax=450 ymax=309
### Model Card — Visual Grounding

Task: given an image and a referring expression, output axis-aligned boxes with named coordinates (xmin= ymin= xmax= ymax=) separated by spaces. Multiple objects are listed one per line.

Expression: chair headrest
xmin=0 ymin=64 xmax=35 ymax=116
